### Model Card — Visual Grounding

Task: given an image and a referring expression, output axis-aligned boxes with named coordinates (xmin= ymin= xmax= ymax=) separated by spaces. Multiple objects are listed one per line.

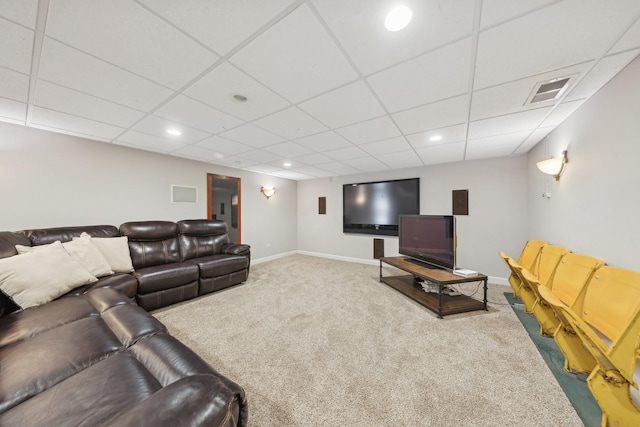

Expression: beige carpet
xmin=153 ymin=255 xmax=582 ymax=426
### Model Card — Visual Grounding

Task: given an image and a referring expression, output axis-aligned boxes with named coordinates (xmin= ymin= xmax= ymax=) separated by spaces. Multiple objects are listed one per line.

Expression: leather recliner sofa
xmin=0 ymin=219 xmax=250 ymax=426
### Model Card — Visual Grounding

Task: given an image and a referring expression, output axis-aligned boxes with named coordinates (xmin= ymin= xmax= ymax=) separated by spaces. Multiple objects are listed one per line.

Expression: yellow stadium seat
xmin=539 ymin=266 xmax=640 ymax=426
xmin=517 ymin=244 xmax=569 ymax=313
xmin=500 ymin=240 xmax=546 ymax=297
xmin=524 ymin=253 xmax=603 ymax=336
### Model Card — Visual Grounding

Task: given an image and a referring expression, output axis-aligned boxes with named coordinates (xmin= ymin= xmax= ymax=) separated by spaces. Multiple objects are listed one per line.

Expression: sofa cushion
xmin=16 ymin=235 xmax=113 ymax=278
xmin=120 ymin=221 xmax=181 ymax=268
xmin=22 ymin=225 xmax=119 ymax=246
xmin=64 ymin=273 xmax=138 ymax=299
xmin=82 ymin=233 xmax=135 ymax=273
xmin=0 ymin=241 xmax=97 ymax=309
xmin=135 ymin=264 xmax=199 ymax=294
xmin=177 ymin=219 xmax=230 ymax=261
xmin=187 ymin=255 xmax=249 ymax=278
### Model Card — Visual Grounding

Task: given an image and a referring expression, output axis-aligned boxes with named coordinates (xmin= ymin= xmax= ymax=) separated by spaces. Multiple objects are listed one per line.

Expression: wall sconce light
xmin=261 ymin=186 xmax=275 ymax=199
xmin=536 ymin=150 xmax=568 ymax=181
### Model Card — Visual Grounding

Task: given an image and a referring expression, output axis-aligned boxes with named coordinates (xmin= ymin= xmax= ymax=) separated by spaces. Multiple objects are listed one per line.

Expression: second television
xmin=398 ymin=214 xmax=456 ymax=270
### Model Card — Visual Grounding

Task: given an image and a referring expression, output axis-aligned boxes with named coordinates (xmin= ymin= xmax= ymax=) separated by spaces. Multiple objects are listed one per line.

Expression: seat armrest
xmin=221 ymin=243 xmax=250 ymax=256
xmin=109 ymin=375 xmax=246 ymax=427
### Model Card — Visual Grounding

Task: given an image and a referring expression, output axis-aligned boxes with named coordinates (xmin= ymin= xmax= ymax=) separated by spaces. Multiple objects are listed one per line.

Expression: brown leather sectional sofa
xmin=0 ymin=219 xmax=250 ymax=426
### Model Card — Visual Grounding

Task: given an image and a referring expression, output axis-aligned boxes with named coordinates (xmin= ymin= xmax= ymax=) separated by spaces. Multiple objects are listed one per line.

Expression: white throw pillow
xmin=79 ymin=233 xmax=134 ymax=273
xmin=0 ymin=241 xmax=98 ymax=309
xmin=16 ymin=235 xmax=114 ymax=278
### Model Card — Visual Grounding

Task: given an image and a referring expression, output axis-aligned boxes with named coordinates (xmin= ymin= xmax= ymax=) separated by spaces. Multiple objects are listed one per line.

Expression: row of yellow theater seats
xmin=499 ymin=241 xmax=640 ymax=427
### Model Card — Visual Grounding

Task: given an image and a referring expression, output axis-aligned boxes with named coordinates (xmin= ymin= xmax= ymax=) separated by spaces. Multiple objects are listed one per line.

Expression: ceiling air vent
xmin=525 ymin=76 xmax=572 ymax=105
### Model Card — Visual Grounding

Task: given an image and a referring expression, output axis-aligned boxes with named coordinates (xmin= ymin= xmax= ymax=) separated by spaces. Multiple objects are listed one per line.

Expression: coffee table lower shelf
xmin=381 ymin=275 xmax=486 ymax=317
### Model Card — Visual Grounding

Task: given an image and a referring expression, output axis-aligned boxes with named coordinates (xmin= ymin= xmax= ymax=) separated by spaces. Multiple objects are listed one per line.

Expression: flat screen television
xmin=343 ymin=178 xmax=419 ymax=236
xmin=399 ymin=215 xmax=456 ymax=270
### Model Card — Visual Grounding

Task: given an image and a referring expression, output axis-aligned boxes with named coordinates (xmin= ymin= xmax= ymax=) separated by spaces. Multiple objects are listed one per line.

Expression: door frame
xmin=207 ymin=173 xmax=241 ymax=243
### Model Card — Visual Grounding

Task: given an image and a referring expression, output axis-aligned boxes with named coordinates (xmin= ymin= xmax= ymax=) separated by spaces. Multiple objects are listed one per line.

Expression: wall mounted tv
xmin=399 ymin=215 xmax=456 ymax=270
xmin=343 ymin=178 xmax=420 ymax=236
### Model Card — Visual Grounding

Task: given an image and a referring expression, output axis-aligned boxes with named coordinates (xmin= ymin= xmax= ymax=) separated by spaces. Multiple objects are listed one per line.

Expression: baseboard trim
xmin=296 ymin=250 xmax=379 ymax=266
xmin=251 ymin=251 xmax=298 ymax=265
xmin=254 ymin=251 xmax=510 ymax=286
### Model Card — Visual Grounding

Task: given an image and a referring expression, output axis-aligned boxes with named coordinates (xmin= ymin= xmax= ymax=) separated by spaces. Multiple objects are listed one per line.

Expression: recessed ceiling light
xmin=166 ymin=129 xmax=182 ymax=136
xmin=232 ymin=94 xmax=248 ymax=103
xmin=385 ymin=6 xmax=412 ymax=31
xmin=283 ymin=162 xmax=292 ymax=167
xmin=429 ymin=135 xmax=442 ymax=142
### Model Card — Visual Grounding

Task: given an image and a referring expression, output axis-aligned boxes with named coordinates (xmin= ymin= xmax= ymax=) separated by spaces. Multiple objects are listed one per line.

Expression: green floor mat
xmin=504 ymin=292 xmax=601 ymax=427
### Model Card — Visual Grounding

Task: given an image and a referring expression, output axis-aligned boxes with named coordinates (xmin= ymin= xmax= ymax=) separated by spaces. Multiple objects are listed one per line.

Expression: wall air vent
xmin=525 ymin=76 xmax=572 ymax=105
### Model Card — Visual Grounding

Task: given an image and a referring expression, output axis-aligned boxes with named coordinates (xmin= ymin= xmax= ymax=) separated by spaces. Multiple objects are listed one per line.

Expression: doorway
xmin=207 ymin=173 xmax=241 ymax=243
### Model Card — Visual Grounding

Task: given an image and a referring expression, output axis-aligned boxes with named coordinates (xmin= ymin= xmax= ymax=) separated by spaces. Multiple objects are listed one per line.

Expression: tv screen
xmin=399 ymin=215 xmax=456 ymax=270
xmin=343 ymin=178 xmax=419 ymax=236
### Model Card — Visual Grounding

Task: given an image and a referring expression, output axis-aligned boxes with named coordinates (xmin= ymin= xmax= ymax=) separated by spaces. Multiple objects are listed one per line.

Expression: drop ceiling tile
xmin=115 ymin=131 xmax=187 ymax=153
xmin=138 ymin=0 xmax=295 ymax=55
xmin=133 ymin=115 xmax=212 ymax=144
xmin=465 ymin=131 xmax=532 ymax=160
xmin=29 ymin=124 xmax=112 ymax=142
xmin=540 ymin=100 xmax=584 ymax=127
xmin=0 ymin=97 xmax=26 ymax=122
xmin=290 ymin=165 xmax=335 ymax=177
xmin=30 ymin=107 xmax=125 ymax=140
xmin=316 ymin=161 xmax=361 ymax=175
xmin=0 ymin=0 xmax=38 ymax=28
xmin=195 ymin=136 xmax=253 ymax=155
xmin=470 ymin=63 xmax=588 ymax=121
xmin=367 ymin=38 xmax=472 ymax=113
xmin=218 ymin=123 xmax=284 ymax=148
xmin=468 ymin=107 xmax=551 ymax=139
xmin=475 ymin=0 xmax=640 ymax=89
xmin=226 ymin=149 xmax=282 ymax=164
xmin=294 ymin=131 xmax=352 ymax=152
xmin=566 ymin=50 xmax=640 ymax=101
xmin=375 ymin=150 xmax=423 ymax=169
xmin=610 ymin=16 xmax=640 ymax=54
xmin=359 ymin=136 xmax=411 ymax=155
xmin=253 ymin=106 xmax=327 ymax=139
xmin=342 ymin=156 xmax=390 ymax=173
xmin=38 ymin=38 xmax=172 ymax=111
xmin=312 ymin=0 xmax=474 ymax=75
xmin=335 ymin=116 xmax=400 ymax=145
xmin=210 ymin=156 xmax=259 ymax=169
xmin=0 ymin=17 xmax=34 ymax=74
xmin=267 ymin=159 xmax=304 ymax=169
xmin=407 ymin=124 xmax=467 ymax=149
xmin=270 ymin=170 xmax=314 ymax=180
xmin=298 ymin=80 xmax=386 ymax=128
xmin=245 ymin=164 xmax=284 ymax=174
xmin=170 ymin=145 xmax=225 ymax=162
xmin=35 ymin=80 xmax=145 ymax=127
xmin=229 ymin=4 xmax=358 ymax=103
xmin=263 ymin=141 xmax=314 ymax=158
xmin=480 ymin=0 xmax=560 ymax=29
xmin=185 ymin=62 xmax=290 ymax=122
xmin=514 ymin=126 xmax=554 ymax=155
xmin=415 ymin=141 xmax=465 ymax=165
xmin=392 ymin=95 xmax=468 ymax=135
xmin=155 ymin=95 xmax=243 ymax=134
xmin=0 ymin=67 xmax=29 ymax=102
xmin=46 ymin=0 xmax=218 ymax=89
xmin=324 ymin=145 xmax=368 ymax=161
xmin=293 ymin=152 xmax=334 ymax=165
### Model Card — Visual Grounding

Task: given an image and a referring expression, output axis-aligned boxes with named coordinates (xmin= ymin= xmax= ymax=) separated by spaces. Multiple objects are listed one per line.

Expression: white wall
xmin=527 ymin=55 xmax=640 ymax=271
xmin=297 ymin=155 xmax=529 ymax=280
xmin=0 ymin=122 xmax=297 ymax=261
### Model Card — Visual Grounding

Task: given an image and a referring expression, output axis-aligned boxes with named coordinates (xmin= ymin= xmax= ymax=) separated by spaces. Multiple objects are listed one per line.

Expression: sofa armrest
xmin=221 ymin=243 xmax=250 ymax=256
xmin=108 ymin=374 xmax=247 ymax=427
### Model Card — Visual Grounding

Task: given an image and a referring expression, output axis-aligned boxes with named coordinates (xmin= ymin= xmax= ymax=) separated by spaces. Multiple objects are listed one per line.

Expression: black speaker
xmin=452 ymin=189 xmax=468 ymax=215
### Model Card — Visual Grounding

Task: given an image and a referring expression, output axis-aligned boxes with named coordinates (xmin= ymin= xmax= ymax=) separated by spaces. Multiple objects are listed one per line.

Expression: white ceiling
xmin=1 ymin=0 xmax=640 ymax=181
